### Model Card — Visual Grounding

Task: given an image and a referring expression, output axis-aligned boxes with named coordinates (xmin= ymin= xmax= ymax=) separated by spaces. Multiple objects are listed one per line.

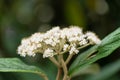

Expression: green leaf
xmin=0 ymin=58 xmax=48 ymax=80
xmin=68 ymin=27 xmax=120 ymax=77
xmin=86 ymin=59 xmax=120 ymax=80
xmin=75 ymin=64 xmax=100 ymax=76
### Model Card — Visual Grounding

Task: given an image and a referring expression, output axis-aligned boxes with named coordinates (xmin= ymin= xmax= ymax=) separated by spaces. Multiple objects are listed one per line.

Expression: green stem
xmin=36 ymin=72 xmax=49 ymax=80
xmin=49 ymin=57 xmax=60 ymax=67
xmin=65 ymin=43 xmax=91 ymax=65
xmin=60 ymin=55 xmax=70 ymax=80
xmin=56 ymin=68 xmax=62 ymax=80
xmin=77 ymin=43 xmax=91 ymax=50
xmin=56 ymin=54 xmax=63 ymax=80
xmin=65 ymin=53 xmax=75 ymax=65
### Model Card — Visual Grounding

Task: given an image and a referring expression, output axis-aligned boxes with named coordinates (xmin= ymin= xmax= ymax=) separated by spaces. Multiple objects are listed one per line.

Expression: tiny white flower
xmin=30 ymin=33 xmax=42 ymax=43
xmin=69 ymin=46 xmax=79 ymax=54
xmin=86 ymin=32 xmax=101 ymax=44
xmin=63 ymin=44 xmax=69 ymax=51
xmin=79 ymin=39 xmax=88 ymax=46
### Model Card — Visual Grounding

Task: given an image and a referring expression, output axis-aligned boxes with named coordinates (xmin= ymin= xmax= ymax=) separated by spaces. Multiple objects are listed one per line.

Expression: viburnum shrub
xmin=0 ymin=26 xmax=120 ymax=80
xmin=17 ymin=26 xmax=101 ymax=80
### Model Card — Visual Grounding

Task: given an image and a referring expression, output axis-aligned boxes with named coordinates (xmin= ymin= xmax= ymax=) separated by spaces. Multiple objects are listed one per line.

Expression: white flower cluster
xmin=17 ymin=26 xmax=101 ymax=58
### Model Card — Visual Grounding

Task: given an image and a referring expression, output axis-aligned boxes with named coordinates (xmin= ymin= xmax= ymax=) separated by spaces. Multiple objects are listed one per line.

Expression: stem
xmin=56 ymin=68 xmax=62 ymax=80
xmin=64 ymin=43 xmax=91 ymax=65
xmin=42 ymin=75 xmax=49 ymax=80
xmin=77 ymin=43 xmax=91 ymax=50
xmin=60 ymin=55 xmax=69 ymax=80
xmin=49 ymin=57 xmax=59 ymax=67
xmin=36 ymin=72 xmax=49 ymax=80
xmin=65 ymin=53 xmax=75 ymax=65
xmin=56 ymin=54 xmax=63 ymax=80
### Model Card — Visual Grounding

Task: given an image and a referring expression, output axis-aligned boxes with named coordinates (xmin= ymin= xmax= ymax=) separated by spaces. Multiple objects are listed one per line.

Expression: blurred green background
xmin=0 ymin=0 xmax=120 ymax=80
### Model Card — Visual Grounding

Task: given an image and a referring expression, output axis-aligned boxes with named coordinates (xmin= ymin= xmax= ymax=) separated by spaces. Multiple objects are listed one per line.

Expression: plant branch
xmin=65 ymin=53 xmax=75 ymax=65
xmin=77 ymin=43 xmax=91 ymax=50
xmin=49 ymin=57 xmax=59 ymax=67
xmin=60 ymin=55 xmax=69 ymax=80
xmin=36 ymin=72 xmax=49 ymax=80
xmin=65 ymin=43 xmax=91 ymax=65
xmin=56 ymin=68 xmax=62 ymax=80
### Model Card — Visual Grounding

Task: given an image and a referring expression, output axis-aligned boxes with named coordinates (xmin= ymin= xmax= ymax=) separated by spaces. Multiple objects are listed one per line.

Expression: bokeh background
xmin=0 ymin=0 xmax=120 ymax=80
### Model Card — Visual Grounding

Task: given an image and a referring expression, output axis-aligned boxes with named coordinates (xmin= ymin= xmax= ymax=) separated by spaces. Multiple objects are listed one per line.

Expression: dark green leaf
xmin=86 ymin=59 xmax=120 ymax=80
xmin=74 ymin=64 xmax=100 ymax=76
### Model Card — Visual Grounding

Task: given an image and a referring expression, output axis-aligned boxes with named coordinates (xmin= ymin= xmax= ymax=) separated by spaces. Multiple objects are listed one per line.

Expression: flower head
xmin=85 ymin=31 xmax=101 ymax=44
xmin=17 ymin=26 xmax=101 ymax=58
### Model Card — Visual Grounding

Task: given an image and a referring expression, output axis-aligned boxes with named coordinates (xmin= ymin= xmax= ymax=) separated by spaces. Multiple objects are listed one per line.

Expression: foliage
xmin=0 ymin=58 xmax=48 ymax=80
xmin=0 ymin=0 xmax=120 ymax=80
xmin=0 ymin=27 xmax=120 ymax=80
